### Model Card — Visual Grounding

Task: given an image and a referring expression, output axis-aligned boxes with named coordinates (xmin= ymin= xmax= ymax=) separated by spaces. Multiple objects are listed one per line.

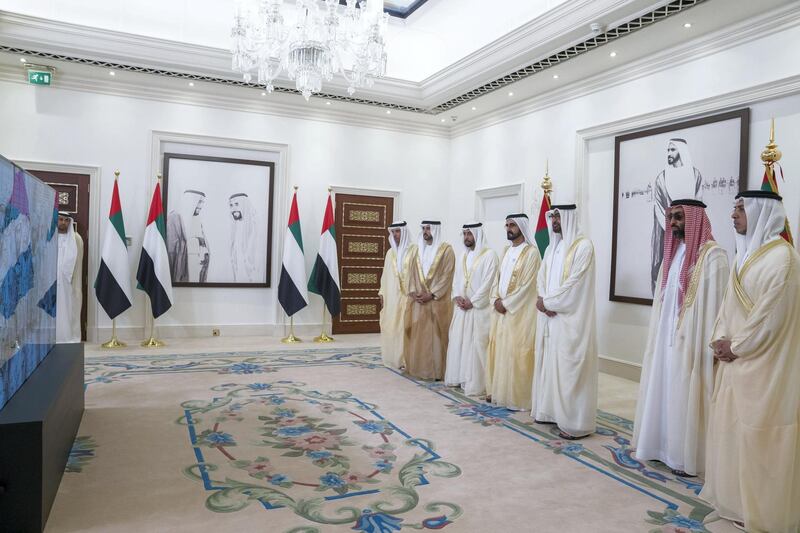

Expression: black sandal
xmin=557 ymin=430 xmax=588 ymax=440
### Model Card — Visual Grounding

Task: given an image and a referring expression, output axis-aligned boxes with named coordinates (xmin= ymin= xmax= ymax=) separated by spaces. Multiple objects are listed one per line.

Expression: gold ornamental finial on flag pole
xmin=761 ymin=118 xmax=782 ymax=165
xmin=114 ymin=169 xmax=120 ymax=180
xmin=541 ymin=159 xmax=553 ymax=197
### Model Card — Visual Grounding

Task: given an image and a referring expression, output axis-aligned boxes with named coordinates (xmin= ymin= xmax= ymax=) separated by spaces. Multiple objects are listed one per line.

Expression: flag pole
xmin=100 ymin=170 xmax=127 ymax=349
xmin=101 ymin=318 xmax=126 ymax=348
xmin=141 ymin=173 xmax=166 ymax=347
xmin=314 ymin=304 xmax=334 ymax=343
xmin=541 ymin=158 xmax=553 ymax=199
xmin=282 ymin=316 xmax=302 ymax=343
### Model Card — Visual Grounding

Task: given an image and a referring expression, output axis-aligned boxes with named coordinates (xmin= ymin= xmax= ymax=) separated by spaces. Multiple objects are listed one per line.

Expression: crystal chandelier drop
xmin=231 ymin=0 xmax=389 ymax=101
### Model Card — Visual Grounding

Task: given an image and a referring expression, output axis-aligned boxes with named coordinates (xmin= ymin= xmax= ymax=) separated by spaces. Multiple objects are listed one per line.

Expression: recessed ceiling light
xmin=386 ymin=110 xmax=391 ymax=114
xmin=609 ymin=51 xmax=617 ymax=58
xmin=188 ymin=82 xmax=195 ymax=87
xmin=326 ymin=101 xmax=331 ymax=105
xmin=440 ymin=118 xmax=446 ymax=122
xmin=508 ymin=91 xmax=514 ymax=96
xmin=471 ymin=106 xmax=477 ymax=111
xmin=19 ymin=57 xmax=26 ymax=63
xmin=261 ymin=91 xmax=266 ymax=96
xmin=684 ymin=22 xmax=692 ymax=28
xmin=109 ymin=70 xmax=116 ymax=76
xmin=553 ymin=74 xmax=559 ymax=79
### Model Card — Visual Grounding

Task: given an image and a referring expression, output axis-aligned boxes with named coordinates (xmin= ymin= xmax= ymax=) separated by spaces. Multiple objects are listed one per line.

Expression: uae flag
xmin=534 ymin=192 xmax=551 ymax=257
xmin=308 ymin=192 xmax=341 ymax=315
xmin=278 ymin=190 xmax=308 ymax=316
xmin=136 ymin=182 xmax=174 ymax=318
xmin=761 ymin=162 xmax=794 ymax=245
xmin=94 ymin=179 xmax=133 ymax=319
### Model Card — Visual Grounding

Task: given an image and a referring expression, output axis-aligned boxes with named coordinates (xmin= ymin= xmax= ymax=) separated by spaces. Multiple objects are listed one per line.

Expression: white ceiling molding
xmin=0 ymin=62 xmax=450 ymax=138
xmin=449 ymin=1 xmax=800 ymax=138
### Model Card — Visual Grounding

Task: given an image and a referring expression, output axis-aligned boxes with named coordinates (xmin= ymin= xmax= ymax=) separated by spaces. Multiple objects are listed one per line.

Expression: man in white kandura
xmin=532 ymin=204 xmax=597 ymax=439
xmin=701 ymin=191 xmax=800 ymax=533
xmin=56 ymin=212 xmax=83 ymax=343
xmin=378 ymin=221 xmax=416 ymax=370
xmin=486 ymin=214 xmax=540 ymax=411
xmin=229 ymin=193 xmax=258 ymax=282
xmin=633 ymin=199 xmax=728 ymax=476
xmin=444 ymin=222 xmax=499 ymax=395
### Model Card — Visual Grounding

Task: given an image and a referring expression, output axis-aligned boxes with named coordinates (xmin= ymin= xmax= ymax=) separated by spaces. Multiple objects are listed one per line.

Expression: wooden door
xmin=332 ymin=193 xmax=394 ymax=334
xmin=26 ymin=170 xmax=90 ymax=342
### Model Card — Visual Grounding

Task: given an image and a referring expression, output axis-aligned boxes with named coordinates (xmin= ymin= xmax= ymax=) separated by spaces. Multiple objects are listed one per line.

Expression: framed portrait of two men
xmin=610 ymin=108 xmax=749 ymax=305
xmin=162 ymin=153 xmax=275 ymax=288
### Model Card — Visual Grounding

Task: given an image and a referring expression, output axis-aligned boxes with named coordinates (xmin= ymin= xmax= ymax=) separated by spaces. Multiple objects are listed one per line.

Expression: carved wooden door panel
xmin=332 ymin=194 xmax=394 ymax=334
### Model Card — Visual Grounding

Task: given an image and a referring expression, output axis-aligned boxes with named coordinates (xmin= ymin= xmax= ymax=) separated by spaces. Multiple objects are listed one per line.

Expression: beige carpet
xmin=46 ymin=342 xmax=736 ymax=533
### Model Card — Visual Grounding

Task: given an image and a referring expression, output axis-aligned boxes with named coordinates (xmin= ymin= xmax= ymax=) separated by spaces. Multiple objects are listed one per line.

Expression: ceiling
xmin=0 ymin=0 xmax=797 ymax=132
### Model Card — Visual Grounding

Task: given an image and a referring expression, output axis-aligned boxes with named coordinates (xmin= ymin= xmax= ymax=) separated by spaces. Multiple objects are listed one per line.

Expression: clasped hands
xmin=536 ymin=296 xmax=557 ymax=317
xmin=711 ymin=338 xmax=738 ymax=363
xmin=410 ymin=291 xmax=434 ymax=304
xmin=454 ymin=296 xmax=473 ymax=310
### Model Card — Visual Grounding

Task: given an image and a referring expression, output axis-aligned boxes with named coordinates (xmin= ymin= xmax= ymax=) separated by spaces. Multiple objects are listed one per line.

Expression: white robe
xmin=633 ymin=242 xmax=728 ymax=475
xmin=444 ymin=247 xmax=499 ymax=395
xmin=379 ymin=246 xmax=415 ymax=369
xmin=56 ymin=230 xmax=83 ymax=343
xmin=532 ymin=237 xmax=598 ymax=436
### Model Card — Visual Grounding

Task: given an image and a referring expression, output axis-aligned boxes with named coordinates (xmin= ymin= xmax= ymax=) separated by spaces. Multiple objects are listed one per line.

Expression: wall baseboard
xmin=599 ymin=354 xmax=641 ymax=383
xmin=91 ymin=323 xmax=327 ymax=343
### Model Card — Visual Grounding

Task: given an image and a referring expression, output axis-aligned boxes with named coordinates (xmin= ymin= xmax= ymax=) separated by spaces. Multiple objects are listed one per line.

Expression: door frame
xmin=13 ymin=159 xmax=102 ymax=342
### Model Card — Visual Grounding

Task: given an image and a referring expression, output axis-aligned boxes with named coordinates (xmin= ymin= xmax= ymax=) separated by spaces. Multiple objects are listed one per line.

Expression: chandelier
xmin=231 ymin=0 xmax=389 ymax=101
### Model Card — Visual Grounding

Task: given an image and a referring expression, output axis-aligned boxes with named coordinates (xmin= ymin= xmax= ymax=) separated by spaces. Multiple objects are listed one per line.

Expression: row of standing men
xmin=377 ymin=191 xmax=800 ymax=533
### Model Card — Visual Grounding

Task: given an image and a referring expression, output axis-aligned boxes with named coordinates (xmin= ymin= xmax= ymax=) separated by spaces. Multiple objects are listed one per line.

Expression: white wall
xmin=447 ymin=22 xmax=800 ymax=366
xmin=0 ymin=82 xmax=450 ymax=339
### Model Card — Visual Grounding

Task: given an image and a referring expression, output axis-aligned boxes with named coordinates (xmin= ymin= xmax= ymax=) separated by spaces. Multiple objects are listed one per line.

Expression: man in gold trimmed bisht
xmin=378 ymin=221 xmax=415 ymax=370
xmin=632 ymin=199 xmax=728 ymax=475
xmin=444 ymin=222 xmax=499 ymax=396
xmin=532 ymin=204 xmax=598 ymax=439
xmin=486 ymin=214 xmax=540 ymax=411
xmin=701 ymin=190 xmax=800 ymax=533
xmin=403 ymin=220 xmax=456 ymax=380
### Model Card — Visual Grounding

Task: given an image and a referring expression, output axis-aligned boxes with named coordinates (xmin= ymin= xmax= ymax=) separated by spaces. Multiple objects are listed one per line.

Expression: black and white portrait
xmin=163 ymin=153 xmax=275 ymax=288
xmin=610 ymin=109 xmax=749 ymax=304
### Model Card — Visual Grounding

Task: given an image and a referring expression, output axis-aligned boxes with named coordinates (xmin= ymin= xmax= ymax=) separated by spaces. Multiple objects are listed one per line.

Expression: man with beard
xmin=229 ymin=193 xmax=258 ymax=282
xmin=633 ymin=199 xmax=728 ymax=475
xmin=167 ymin=189 xmax=209 ymax=282
xmin=444 ymin=222 xmax=499 ymax=395
xmin=56 ymin=212 xmax=83 ymax=342
xmin=378 ymin=221 xmax=415 ymax=370
xmin=651 ymin=139 xmax=704 ymax=293
xmin=403 ymin=220 xmax=455 ymax=380
xmin=701 ymin=191 xmax=800 ymax=533
xmin=486 ymin=214 xmax=540 ymax=410
xmin=532 ymin=204 xmax=598 ymax=439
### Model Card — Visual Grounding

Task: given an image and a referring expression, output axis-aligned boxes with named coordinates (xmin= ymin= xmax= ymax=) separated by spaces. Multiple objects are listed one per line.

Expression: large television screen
xmin=0 ymin=155 xmax=58 ymax=409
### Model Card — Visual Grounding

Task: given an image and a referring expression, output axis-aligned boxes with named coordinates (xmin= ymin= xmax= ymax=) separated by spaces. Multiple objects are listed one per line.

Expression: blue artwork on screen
xmin=0 ymin=155 xmax=57 ymax=410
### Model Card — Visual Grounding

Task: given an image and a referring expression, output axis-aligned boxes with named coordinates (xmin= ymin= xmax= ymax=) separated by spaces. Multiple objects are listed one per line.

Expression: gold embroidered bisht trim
xmin=561 ymin=237 xmax=586 ymax=283
xmin=500 ymin=244 xmax=533 ymax=295
xmin=415 ymin=243 xmax=449 ymax=293
xmin=676 ymin=241 xmax=717 ymax=326
xmin=732 ymin=239 xmax=787 ymax=313
xmin=463 ymin=248 xmax=491 ymax=291
xmin=391 ymin=245 xmax=416 ymax=294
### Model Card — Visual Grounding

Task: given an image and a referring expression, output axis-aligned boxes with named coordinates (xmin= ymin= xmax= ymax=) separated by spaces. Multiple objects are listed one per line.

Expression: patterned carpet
xmin=46 ymin=347 xmax=732 ymax=533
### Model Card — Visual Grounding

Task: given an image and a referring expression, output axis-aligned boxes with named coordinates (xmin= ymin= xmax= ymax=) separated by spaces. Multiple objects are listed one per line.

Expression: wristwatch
xmin=431 ymin=293 xmax=437 ymax=300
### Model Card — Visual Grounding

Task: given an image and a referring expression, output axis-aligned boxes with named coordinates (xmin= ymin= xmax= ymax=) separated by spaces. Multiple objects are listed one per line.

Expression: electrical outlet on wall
xmin=212 ymin=328 xmax=220 ymax=337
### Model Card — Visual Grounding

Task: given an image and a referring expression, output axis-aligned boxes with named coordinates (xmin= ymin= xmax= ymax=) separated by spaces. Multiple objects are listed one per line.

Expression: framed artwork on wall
xmin=163 ymin=153 xmax=275 ymax=288
xmin=610 ymin=108 xmax=749 ymax=305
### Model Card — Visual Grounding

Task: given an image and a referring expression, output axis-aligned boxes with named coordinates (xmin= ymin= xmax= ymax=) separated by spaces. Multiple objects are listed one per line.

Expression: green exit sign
xmin=28 ymin=70 xmax=52 ymax=86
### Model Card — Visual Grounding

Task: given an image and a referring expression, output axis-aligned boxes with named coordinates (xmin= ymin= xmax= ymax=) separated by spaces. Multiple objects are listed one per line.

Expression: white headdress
xmin=505 ymin=213 xmax=535 ymax=246
xmin=388 ymin=221 xmax=410 ymax=269
xmin=664 ymin=138 xmax=699 ymax=201
xmin=546 ymin=204 xmax=580 ymax=250
xmin=418 ymin=220 xmax=443 ymax=276
xmin=734 ymin=191 xmax=787 ymax=269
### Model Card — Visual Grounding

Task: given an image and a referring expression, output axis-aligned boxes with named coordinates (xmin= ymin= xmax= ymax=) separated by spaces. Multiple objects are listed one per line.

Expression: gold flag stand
xmin=282 ymin=316 xmax=302 ymax=343
xmin=141 ymin=299 xmax=165 ymax=347
xmin=314 ymin=306 xmax=334 ymax=343
xmin=101 ymin=318 xmax=126 ymax=348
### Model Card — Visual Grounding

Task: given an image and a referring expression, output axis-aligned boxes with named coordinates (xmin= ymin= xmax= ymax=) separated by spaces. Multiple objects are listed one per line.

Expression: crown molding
xmin=0 ymin=62 xmax=451 ymax=138
xmin=450 ymin=2 xmax=800 ymax=138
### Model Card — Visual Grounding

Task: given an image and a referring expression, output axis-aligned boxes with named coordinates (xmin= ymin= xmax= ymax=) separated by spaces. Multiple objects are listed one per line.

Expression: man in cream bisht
xmin=403 ymin=221 xmax=455 ymax=380
xmin=379 ymin=221 xmax=415 ymax=370
xmin=486 ymin=214 xmax=540 ymax=410
xmin=56 ymin=213 xmax=84 ymax=342
xmin=532 ymin=204 xmax=597 ymax=439
xmin=701 ymin=191 xmax=800 ymax=533
xmin=633 ymin=199 xmax=728 ymax=475
xmin=444 ymin=223 xmax=499 ymax=395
